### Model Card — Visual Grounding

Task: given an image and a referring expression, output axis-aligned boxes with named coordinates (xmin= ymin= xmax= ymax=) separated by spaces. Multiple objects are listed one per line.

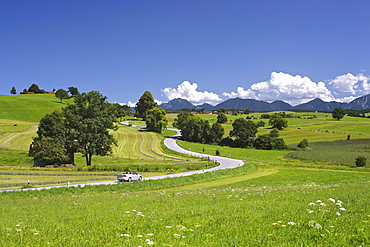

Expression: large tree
xmin=217 ymin=112 xmax=228 ymax=124
xmin=55 ymin=89 xmax=69 ymax=103
xmin=145 ymin=107 xmax=168 ymax=133
xmin=229 ymin=118 xmax=258 ymax=147
xmin=68 ymin=86 xmax=80 ymax=96
xmin=332 ymin=107 xmax=345 ymax=120
xmin=63 ymin=91 xmax=118 ymax=166
xmin=29 ymin=137 xmax=69 ymax=166
xmin=28 ymin=83 xmax=44 ymax=93
xmin=135 ymin=91 xmax=157 ymax=120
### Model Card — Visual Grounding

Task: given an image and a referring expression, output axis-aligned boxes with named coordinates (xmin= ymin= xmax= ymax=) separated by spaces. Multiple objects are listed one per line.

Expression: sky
xmin=1 ymin=0 xmax=370 ymax=106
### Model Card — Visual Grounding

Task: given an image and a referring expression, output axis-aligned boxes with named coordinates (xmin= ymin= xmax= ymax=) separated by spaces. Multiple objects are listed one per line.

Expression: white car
xmin=117 ymin=172 xmax=142 ymax=182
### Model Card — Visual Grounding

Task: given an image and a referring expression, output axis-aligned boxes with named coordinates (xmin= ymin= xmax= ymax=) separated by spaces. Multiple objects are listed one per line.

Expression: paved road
xmin=1 ymin=124 xmax=243 ymax=192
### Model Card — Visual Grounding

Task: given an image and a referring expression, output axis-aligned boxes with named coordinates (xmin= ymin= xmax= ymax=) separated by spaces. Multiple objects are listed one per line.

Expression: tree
xmin=29 ymin=137 xmax=69 ymax=166
xmin=68 ymin=86 xmax=80 ymax=96
xmin=210 ymin=122 xmax=224 ymax=144
xmin=332 ymin=107 xmax=345 ymax=120
xmin=217 ymin=113 xmax=228 ymax=124
xmin=135 ymin=91 xmax=157 ymax=120
xmin=55 ymin=89 xmax=69 ymax=103
xmin=28 ymin=83 xmax=44 ymax=93
xmin=145 ymin=107 xmax=168 ymax=133
xmin=229 ymin=118 xmax=258 ymax=147
xmin=63 ymin=91 xmax=118 ymax=166
xmin=269 ymin=114 xmax=288 ymax=130
xmin=10 ymin=87 xmax=16 ymax=95
xmin=113 ymin=104 xmax=126 ymax=121
xmin=269 ymin=128 xmax=279 ymax=138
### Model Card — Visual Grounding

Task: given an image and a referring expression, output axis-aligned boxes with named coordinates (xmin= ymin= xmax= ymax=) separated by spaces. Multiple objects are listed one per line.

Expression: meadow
xmin=1 ymin=167 xmax=369 ymax=246
xmin=1 ymin=95 xmax=370 ymax=246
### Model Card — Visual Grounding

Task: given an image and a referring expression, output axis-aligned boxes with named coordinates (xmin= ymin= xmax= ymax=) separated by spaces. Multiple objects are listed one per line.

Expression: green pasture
xmin=1 ymin=168 xmax=369 ymax=246
xmin=0 ymin=94 xmax=72 ymax=122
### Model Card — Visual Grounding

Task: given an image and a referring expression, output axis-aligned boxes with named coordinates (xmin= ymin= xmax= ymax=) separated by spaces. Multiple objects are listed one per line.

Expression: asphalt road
xmin=1 ymin=124 xmax=243 ymax=192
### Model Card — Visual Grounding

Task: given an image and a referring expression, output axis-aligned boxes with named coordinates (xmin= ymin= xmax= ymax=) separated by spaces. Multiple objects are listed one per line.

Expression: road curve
xmin=1 ymin=123 xmax=243 ymax=192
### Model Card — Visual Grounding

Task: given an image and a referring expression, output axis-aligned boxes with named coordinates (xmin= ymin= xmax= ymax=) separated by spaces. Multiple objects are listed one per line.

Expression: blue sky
xmin=1 ymin=0 xmax=369 ymax=106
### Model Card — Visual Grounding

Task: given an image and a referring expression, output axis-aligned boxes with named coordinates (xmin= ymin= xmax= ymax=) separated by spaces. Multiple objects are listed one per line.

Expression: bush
xmin=297 ymin=139 xmax=309 ymax=148
xmin=355 ymin=155 xmax=367 ymax=167
xmin=215 ymin=150 xmax=220 ymax=156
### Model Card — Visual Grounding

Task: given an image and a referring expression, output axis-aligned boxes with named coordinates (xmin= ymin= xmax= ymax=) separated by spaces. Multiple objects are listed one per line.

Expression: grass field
xmin=1 ymin=167 xmax=369 ymax=246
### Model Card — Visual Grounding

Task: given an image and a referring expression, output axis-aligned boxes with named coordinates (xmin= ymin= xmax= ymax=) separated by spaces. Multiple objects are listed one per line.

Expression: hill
xmin=0 ymin=94 xmax=73 ymax=122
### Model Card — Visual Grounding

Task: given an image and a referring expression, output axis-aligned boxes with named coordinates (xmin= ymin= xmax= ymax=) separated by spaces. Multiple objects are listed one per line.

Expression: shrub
xmin=215 ymin=150 xmax=220 ymax=156
xmin=297 ymin=139 xmax=309 ymax=148
xmin=355 ymin=155 xmax=367 ymax=167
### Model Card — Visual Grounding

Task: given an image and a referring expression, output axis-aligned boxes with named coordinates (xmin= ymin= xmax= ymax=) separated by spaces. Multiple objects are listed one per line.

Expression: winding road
xmin=1 ymin=124 xmax=244 ymax=192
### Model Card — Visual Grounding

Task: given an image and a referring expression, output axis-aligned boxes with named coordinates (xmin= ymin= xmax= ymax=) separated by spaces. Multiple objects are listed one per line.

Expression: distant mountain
xmin=159 ymin=98 xmax=194 ymax=110
xmin=159 ymin=94 xmax=370 ymax=112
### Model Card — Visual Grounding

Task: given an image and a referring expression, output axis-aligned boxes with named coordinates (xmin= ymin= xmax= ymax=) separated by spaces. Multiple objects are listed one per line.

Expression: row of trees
xmin=173 ymin=112 xmax=224 ymax=144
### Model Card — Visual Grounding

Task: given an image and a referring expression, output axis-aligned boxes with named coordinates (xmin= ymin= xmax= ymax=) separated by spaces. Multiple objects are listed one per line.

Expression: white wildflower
xmin=336 ymin=212 xmax=341 ymax=216
xmin=281 ymin=225 xmax=287 ymax=227
xmin=316 ymin=200 xmax=322 ymax=203
xmin=315 ymin=223 xmax=322 ymax=229
xmin=320 ymin=203 xmax=326 ymax=206
xmin=308 ymin=210 xmax=314 ymax=214
xmin=146 ymin=233 xmax=154 ymax=236
xmin=137 ymin=235 xmax=143 ymax=237
xmin=339 ymin=208 xmax=346 ymax=211
xmin=288 ymin=222 xmax=296 ymax=225
xmin=308 ymin=202 xmax=315 ymax=206
xmin=165 ymin=226 xmax=173 ymax=228
xmin=121 ymin=234 xmax=131 ymax=237
xmin=277 ymin=221 xmax=282 ymax=223
xmin=147 ymin=240 xmax=154 ymax=245
xmin=328 ymin=198 xmax=335 ymax=203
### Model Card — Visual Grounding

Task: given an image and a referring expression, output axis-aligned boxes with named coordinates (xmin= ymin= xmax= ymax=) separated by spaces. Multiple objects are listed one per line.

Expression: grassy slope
xmin=0 ymin=94 xmax=72 ymax=122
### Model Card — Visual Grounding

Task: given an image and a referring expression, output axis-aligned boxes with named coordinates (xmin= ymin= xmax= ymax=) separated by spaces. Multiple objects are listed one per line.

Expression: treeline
xmin=173 ymin=112 xmax=287 ymax=150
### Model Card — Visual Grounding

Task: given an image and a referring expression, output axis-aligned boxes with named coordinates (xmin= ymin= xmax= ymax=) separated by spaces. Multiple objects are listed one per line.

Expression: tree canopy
xmin=55 ymin=89 xmax=69 ymax=103
xmin=145 ymin=107 xmax=168 ymax=133
xmin=332 ymin=107 xmax=345 ymax=120
xmin=229 ymin=118 xmax=258 ymax=147
xmin=10 ymin=87 xmax=16 ymax=95
xmin=135 ymin=91 xmax=157 ymax=120
xmin=269 ymin=114 xmax=288 ymax=130
xmin=32 ymin=91 xmax=118 ymax=166
xmin=217 ymin=112 xmax=228 ymax=124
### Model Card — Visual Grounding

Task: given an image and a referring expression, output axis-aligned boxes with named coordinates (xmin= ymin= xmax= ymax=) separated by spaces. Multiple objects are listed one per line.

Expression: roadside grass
xmin=1 ymin=167 xmax=369 ymax=246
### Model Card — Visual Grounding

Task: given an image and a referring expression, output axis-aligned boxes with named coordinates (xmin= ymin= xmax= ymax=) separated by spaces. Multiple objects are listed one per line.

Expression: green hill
xmin=0 ymin=94 xmax=73 ymax=122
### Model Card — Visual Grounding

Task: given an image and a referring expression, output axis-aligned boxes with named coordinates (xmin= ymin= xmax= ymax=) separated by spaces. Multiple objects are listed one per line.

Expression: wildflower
xmin=336 ymin=212 xmax=341 ymax=216
xmin=316 ymin=200 xmax=322 ymax=203
xmin=339 ymin=207 xmax=346 ymax=211
xmin=315 ymin=223 xmax=322 ymax=229
xmin=272 ymin=223 xmax=278 ymax=225
xmin=15 ymin=225 xmax=20 ymax=227
xmin=137 ymin=235 xmax=143 ymax=237
xmin=146 ymin=233 xmax=154 ymax=236
xmin=337 ymin=200 xmax=343 ymax=204
xmin=281 ymin=225 xmax=287 ymax=227
xmin=308 ymin=202 xmax=315 ymax=206
xmin=147 ymin=241 xmax=154 ymax=245
xmin=33 ymin=232 xmax=39 ymax=235
xmin=328 ymin=198 xmax=335 ymax=203
xmin=121 ymin=234 xmax=132 ymax=237
xmin=165 ymin=226 xmax=173 ymax=228
xmin=288 ymin=222 xmax=296 ymax=225
xmin=320 ymin=203 xmax=326 ymax=206
xmin=329 ymin=226 xmax=335 ymax=228
xmin=125 ymin=211 xmax=130 ymax=213
xmin=277 ymin=221 xmax=282 ymax=223
xmin=336 ymin=202 xmax=342 ymax=207
xmin=308 ymin=210 xmax=314 ymax=214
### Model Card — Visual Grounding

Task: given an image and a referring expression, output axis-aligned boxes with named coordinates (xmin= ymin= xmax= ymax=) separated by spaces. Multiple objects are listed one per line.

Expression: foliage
xmin=269 ymin=113 xmax=288 ymax=130
xmin=54 ymin=89 xmax=69 ymax=103
xmin=135 ymin=91 xmax=157 ymax=120
xmin=63 ymin=91 xmax=118 ymax=166
xmin=216 ymin=112 xmax=228 ymax=123
xmin=28 ymin=137 xmax=69 ymax=165
xmin=297 ymin=138 xmax=309 ymax=148
xmin=173 ymin=112 xmax=224 ymax=144
xmin=146 ymin=107 xmax=168 ymax=133
xmin=332 ymin=107 xmax=345 ymax=120
xmin=10 ymin=86 xmax=16 ymax=95
xmin=28 ymin=83 xmax=45 ymax=94
xmin=112 ymin=103 xmax=126 ymax=121
xmin=229 ymin=118 xmax=258 ymax=147
xmin=254 ymin=133 xmax=287 ymax=150
xmin=67 ymin=86 xmax=79 ymax=96
xmin=355 ymin=155 xmax=366 ymax=167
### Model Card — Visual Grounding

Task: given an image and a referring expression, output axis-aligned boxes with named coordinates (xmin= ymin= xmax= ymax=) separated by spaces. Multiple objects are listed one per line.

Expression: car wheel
xmin=138 ymin=176 xmax=142 ymax=181
xmin=128 ymin=177 xmax=132 ymax=182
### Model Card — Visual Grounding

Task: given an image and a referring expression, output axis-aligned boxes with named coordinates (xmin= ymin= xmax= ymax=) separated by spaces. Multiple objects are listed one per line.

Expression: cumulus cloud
xmin=329 ymin=73 xmax=370 ymax=95
xmin=161 ymin=81 xmax=222 ymax=105
xmin=224 ymin=72 xmax=335 ymax=105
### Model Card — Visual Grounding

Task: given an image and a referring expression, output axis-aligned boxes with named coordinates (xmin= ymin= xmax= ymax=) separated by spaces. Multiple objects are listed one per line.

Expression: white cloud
xmin=223 ymin=72 xmax=335 ymax=105
xmin=222 ymin=87 xmax=256 ymax=99
xmin=329 ymin=73 xmax=370 ymax=95
xmin=161 ymin=81 xmax=222 ymax=105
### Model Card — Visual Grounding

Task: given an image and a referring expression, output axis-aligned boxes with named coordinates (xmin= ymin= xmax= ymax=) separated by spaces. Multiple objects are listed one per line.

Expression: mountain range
xmin=159 ymin=94 xmax=370 ymax=112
